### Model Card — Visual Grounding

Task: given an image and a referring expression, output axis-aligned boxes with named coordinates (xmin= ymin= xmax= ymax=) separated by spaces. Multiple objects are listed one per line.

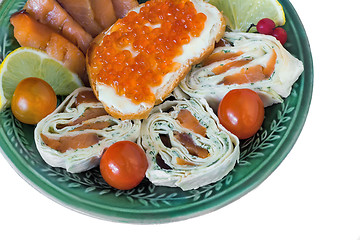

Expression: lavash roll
xmin=140 ymin=97 xmax=239 ymax=191
xmin=34 ymin=87 xmax=141 ymax=173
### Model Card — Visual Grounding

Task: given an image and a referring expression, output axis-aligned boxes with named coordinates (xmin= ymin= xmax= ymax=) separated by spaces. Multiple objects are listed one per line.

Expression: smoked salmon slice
xmin=10 ymin=10 xmax=87 ymax=84
xmin=176 ymin=109 xmax=207 ymax=137
xmin=217 ymin=50 xmax=278 ymax=85
xmin=24 ymin=0 xmax=93 ymax=54
xmin=90 ymin=0 xmax=117 ymax=30
xmin=56 ymin=0 xmax=118 ymax=37
xmin=111 ymin=0 xmax=139 ymax=18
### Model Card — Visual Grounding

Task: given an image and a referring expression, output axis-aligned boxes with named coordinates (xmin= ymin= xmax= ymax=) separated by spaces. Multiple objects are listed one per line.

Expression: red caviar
xmin=92 ymin=0 xmax=207 ymax=105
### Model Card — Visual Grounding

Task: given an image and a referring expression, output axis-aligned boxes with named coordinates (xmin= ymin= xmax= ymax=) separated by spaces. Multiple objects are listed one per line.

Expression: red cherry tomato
xmin=218 ymin=89 xmax=264 ymax=139
xmin=100 ymin=141 xmax=148 ymax=190
xmin=11 ymin=77 xmax=57 ymax=125
xmin=256 ymin=18 xmax=276 ymax=35
xmin=272 ymin=27 xmax=288 ymax=45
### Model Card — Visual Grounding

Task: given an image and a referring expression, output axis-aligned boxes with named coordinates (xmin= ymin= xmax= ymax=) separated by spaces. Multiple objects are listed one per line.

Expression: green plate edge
xmin=0 ymin=0 xmax=313 ymax=224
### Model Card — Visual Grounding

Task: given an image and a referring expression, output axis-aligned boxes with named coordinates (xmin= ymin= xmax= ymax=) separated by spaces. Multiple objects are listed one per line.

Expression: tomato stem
xmin=246 ymin=23 xmax=256 ymax=33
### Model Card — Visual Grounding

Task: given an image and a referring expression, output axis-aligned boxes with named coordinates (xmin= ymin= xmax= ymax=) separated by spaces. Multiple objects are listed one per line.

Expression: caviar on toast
xmin=86 ymin=0 xmax=226 ymax=120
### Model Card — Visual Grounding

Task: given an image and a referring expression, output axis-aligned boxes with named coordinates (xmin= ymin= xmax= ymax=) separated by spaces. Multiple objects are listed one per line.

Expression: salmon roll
xmin=34 ymin=88 xmax=141 ymax=173
xmin=24 ymin=0 xmax=93 ymax=53
xmin=56 ymin=0 xmax=118 ymax=37
xmin=177 ymin=32 xmax=304 ymax=109
xmin=10 ymin=10 xmax=87 ymax=83
xmin=111 ymin=0 xmax=139 ymax=18
xmin=139 ymin=98 xmax=239 ymax=191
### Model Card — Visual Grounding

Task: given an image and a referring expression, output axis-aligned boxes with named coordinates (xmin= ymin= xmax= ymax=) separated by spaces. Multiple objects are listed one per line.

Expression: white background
xmin=1 ymin=0 xmax=359 ymax=239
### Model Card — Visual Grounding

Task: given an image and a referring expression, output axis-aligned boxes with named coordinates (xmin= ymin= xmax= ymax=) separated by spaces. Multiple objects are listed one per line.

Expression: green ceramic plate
xmin=0 ymin=0 xmax=313 ymax=223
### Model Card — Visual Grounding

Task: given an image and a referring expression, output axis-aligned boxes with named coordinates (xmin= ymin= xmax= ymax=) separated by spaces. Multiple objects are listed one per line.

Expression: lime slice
xmin=0 ymin=47 xmax=83 ymax=110
xmin=207 ymin=0 xmax=286 ymax=32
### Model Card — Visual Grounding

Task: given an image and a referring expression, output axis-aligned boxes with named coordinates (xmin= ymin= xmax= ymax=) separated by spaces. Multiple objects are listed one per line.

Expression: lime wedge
xmin=0 ymin=47 xmax=83 ymax=110
xmin=207 ymin=0 xmax=286 ymax=32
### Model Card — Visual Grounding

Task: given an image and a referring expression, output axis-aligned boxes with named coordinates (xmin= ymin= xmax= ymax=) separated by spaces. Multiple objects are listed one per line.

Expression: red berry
xmin=256 ymin=18 xmax=276 ymax=35
xmin=272 ymin=27 xmax=287 ymax=45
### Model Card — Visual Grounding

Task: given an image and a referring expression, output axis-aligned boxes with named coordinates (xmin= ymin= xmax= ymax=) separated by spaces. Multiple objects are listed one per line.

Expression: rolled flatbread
xmin=140 ymin=98 xmax=239 ymax=191
xmin=177 ymin=32 xmax=304 ymax=109
xmin=34 ymin=87 xmax=141 ymax=173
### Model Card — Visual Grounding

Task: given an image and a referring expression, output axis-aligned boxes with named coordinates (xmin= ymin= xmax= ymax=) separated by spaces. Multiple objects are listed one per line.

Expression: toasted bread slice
xmin=86 ymin=0 xmax=225 ymax=120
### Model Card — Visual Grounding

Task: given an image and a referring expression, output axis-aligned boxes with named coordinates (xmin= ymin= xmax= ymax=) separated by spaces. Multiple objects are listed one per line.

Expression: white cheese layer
xmin=97 ymin=84 xmax=152 ymax=115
